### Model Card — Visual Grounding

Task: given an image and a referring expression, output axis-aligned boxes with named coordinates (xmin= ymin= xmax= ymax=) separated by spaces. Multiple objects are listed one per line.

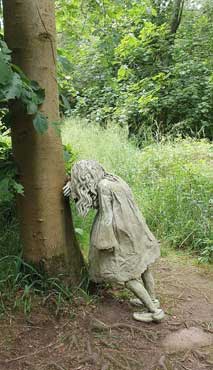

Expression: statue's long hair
xmin=70 ymin=160 xmax=106 ymax=217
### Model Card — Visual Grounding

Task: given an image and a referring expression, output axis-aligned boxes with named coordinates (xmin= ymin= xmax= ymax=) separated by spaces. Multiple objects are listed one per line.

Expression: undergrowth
xmin=0 ymin=255 xmax=92 ymax=317
xmin=62 ymin=118 xmax=213 ymax=263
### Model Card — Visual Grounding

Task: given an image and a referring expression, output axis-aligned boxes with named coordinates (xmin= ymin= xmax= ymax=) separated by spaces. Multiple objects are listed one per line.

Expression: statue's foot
xmin=133 ymin=309 xmax=165 ymax=323
xmin=130 ymin=298 xmax=160 ymax=309
xmin=152 ymin=309 xmax=165 ymax=322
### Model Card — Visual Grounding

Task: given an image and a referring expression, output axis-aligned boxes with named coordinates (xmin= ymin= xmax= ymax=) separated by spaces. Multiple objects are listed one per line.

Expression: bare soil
xmin=0 ymin=255 xmax=212 ymax=370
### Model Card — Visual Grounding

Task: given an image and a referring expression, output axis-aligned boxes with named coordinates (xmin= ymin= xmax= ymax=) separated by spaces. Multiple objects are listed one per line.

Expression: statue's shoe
xmin=133 ymin=309 xmax=165 ymax=323
xmin=130 ymin=298 xmax=160 ymax=309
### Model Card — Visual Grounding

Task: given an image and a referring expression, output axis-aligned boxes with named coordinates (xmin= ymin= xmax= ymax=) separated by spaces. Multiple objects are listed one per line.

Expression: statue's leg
xmin=141 ymin=267 xmax=155 ymax=300
xmin=126 ymin=279 xmax=156 ymax=313
xmin=130 ymin=268 xmax=160 ymax=308
xmin=126 ymin=279 xmax=164 ymax=322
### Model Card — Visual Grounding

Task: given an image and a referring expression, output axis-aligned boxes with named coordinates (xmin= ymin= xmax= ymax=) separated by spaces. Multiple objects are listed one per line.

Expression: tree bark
xmin=170 ymin=0 xmax=184 ymax=35
xmin=0 ymin=1 xmax=2 ymax=33
xmin=3 ymin=0 xmax=85 ymax=282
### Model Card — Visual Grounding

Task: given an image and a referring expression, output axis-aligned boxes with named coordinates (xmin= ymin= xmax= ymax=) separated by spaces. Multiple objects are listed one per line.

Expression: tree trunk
xmin=3 ymin=0 xmax=85 ymax=283
xmin=0 ymin=1 xmax=2 ymax=33
xmin=170 ymin=0 xmax=184 ymax=35
xmin=155 ymin=0 xmax=184 ymax=130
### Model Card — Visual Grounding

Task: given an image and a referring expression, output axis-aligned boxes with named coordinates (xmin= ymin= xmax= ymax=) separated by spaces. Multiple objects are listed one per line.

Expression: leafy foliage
xmin=0 ymin=136 xmax=23 ymax=202
xmin=0 ymin=136 xmax=22 ymax=276
xmin=0 ymin=39 xmax=48 ymax=134
xmin=63 ymin=142 xmax=78 ymax=174
xmin=56 ymin=0 xmax=213 ymax=141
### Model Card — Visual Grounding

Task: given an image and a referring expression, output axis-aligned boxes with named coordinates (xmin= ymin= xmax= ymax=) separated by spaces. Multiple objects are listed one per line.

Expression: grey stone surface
xmin=163 ymin=327 xmax=213 ymax=353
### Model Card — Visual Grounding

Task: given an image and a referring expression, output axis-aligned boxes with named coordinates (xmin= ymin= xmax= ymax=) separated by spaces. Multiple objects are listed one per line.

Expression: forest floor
xmin=0 ymin=253 xmax=212 ymax=370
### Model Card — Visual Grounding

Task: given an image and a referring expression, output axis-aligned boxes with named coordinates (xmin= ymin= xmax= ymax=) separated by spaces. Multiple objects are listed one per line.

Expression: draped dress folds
xmin=89 ymin=176 xmax=160 ymax=283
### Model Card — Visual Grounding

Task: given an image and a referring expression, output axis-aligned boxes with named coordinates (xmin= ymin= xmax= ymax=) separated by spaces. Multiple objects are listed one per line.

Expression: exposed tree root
xmin=4 ymin=340 xmax=58 ymax=363
xmin=104 ymin=353 xmax=130 ymax=370
xmin=90 ymin=318 xmax=156 ymax=343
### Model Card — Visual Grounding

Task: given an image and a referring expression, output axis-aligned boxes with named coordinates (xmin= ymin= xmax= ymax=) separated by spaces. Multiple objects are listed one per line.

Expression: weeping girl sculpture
xmin=63 ymin=160 xmax=165 ymax=322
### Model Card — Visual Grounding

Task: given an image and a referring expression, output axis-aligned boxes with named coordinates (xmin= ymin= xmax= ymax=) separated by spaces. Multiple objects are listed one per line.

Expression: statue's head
xmin=70 ymin=160 xmax=106 ymax=217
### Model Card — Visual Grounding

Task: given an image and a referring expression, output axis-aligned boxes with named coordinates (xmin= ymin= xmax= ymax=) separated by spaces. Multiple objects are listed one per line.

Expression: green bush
xmin=63 ymin=142 xmax=78 ymax=174
xmin=0 ymin=135 xmax=22 ymax=259
xmin=62 ymin=118 xmax=213 ymax=263
xmin=55 ymin=1 xmax=213 ymax=140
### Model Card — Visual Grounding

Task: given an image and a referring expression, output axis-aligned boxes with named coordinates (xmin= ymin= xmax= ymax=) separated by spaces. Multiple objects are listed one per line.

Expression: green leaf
xmin=0 ymin=40 xmax=12 ymax=60
xmin=63 ymin=149 xmax=71 ymax=163
xmin=13 ymin=182 xmax=24 ymax=195
xmin=75 ymin=228 xmax=83 ymax=235
xmin=4 ymin=73 xmax=22 ymax=100
xmin=60 ymin=94 xmax=71 ymax=111
xmin=21 ymin=82 xmax=45 ymax=108
xmin=0 ymin=55 xmax=13 ymax=86
xmin=0 ymin=178 xmax=9 ymax=194
xmin=26 ymin=101 xmax=38 ymax=115
xmin=30 ymin=80 xmax=42 ymax=91
xmin=32 ymin=84 xmax=45 ymax=105
xmin=33 ymin=112 xmax=48 ymax=134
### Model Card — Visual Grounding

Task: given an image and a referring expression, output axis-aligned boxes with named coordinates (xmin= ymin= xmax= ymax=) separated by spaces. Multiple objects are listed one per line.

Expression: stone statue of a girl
xmin=63 ymin=160 xmax=165 ymax=323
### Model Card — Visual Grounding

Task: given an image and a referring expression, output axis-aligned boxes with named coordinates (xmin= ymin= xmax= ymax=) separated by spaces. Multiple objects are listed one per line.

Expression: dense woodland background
xmin=0 ymin=0 xmax=212 ymax=312
xmin=56 ymin=0 xmax=213 ymax=140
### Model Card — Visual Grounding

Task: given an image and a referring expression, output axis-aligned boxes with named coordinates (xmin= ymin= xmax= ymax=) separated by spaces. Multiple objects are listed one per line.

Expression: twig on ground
xmin=101 ymin=362 xmax=110 ymax=370
xmin=120 ymin=355 xmax=131 ymax=370
xmin=167 ymin=321 xmax=183 ymax=326
xmin=177 ymin=362 xmax=191 ymax=370
xmin=90 ymin=318 xmax=156 ymax=343
xmin=179 ymin=349 xmax=191 ymax=362
xmin=78 ymin=356 xmax=96 ymax=366
xmin=68 ymin=334 xmax=79 ymax=350
xmin=4 ymin=340 xmax=58 ymax=363
xmin=87 ymin=339 xmax=93 ymax=356
xmin=192 ymin=349 xmax=211 ymax=362
xmin=99 ymin=339 xmax=119 ymax=349
xmin=77 ymin=339 xmax=100 ymax=367
xmin=104 ymin=353 xmax=130 ymax=370
xmin=120 ymin=353 xmax=142 ymax=368
xmin=46 ymin=363 xmax=66 ymax=370
xmin=177 ymin=291 xmax=185 ymax=300
xmin=158 ymin=355 xmax=168 ymax=370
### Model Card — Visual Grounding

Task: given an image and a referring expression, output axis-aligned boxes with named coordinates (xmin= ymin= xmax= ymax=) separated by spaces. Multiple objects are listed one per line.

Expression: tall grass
xmin=62 ymin=118 xmax=213 ymax=263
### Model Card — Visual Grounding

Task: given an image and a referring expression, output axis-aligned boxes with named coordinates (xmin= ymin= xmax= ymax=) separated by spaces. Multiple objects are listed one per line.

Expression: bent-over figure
xmin=63 ymin=160 xmax=165 ymax=322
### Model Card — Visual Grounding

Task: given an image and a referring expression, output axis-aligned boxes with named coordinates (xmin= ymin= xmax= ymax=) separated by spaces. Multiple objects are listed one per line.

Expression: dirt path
xmin=0 ymin=255 xmax=212 ymax=370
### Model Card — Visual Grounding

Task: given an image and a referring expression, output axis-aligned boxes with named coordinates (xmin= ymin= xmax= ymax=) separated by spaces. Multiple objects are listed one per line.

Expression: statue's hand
xmin=63 ymin=180 xmax=71 ymax=197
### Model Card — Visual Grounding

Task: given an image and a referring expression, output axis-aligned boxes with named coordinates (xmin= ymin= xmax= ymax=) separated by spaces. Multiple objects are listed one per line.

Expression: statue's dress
xmin=89 ymin=175 xmax=160 ymax=283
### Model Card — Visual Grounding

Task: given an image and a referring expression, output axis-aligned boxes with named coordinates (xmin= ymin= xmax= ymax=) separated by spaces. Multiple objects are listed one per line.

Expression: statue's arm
xmin=93 ymin=181 xmax=118 ymax=251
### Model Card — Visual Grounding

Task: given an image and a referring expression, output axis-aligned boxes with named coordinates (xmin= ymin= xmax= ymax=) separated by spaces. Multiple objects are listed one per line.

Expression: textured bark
xmin=170 ymin=0 xmax=184 ymax=35
xmin=3 ymin=0 xmax=85 ymax=282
